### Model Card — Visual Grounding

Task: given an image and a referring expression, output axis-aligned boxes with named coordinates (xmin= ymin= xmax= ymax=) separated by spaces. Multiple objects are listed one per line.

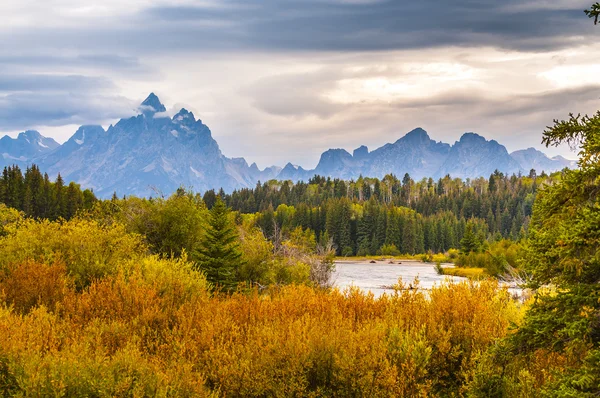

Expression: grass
xmin=442 ymin=267 xmax=488 ymax=280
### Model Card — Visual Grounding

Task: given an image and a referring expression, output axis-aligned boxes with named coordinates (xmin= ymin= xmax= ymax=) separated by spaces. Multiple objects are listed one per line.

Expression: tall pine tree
xmin=194 ymin=197 xmax=243 ymax=291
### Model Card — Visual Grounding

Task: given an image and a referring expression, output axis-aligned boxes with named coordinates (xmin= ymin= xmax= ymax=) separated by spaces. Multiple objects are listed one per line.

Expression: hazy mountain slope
xmin=0 ymin=130 xmax=59 ymax=169
xmin=40 ymin=94 xmax=276 ymax=197
xmin=365 ymin=128 xmax=451 ymax=179
xmin=510 ymin=147 xmax=576 ymax=173
xmin=0 ymin=94 xmax=576 ymax=196
xmin=435 ymin=133 xmax=523 ymax=179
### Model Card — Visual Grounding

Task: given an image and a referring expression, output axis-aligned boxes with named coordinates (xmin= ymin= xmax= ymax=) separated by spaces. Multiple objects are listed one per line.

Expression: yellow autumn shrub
xmin=0 ymin=218 xmax=525 ymax=397
xmin=0 ymin=218 xmax=147 ymax=289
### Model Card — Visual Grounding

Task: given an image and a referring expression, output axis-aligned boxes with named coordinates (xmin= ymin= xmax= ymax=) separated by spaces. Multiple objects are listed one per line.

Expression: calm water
xmin=333 ymin=261 xmax=467 ymax=298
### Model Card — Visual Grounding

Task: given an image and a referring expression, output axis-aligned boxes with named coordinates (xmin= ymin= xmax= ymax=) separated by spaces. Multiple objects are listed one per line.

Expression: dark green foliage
xmin=193 ymin=197 xmax=243 ymax=290
xmin=460 ymin=221 xmax=481 ymax=254
xmin=203 ymin=189 xmax=217 ymax=209
xmin=106 ymin=191 xmax=208 ymax=257
xmin=585 ymin=2 xmax=600 ymax=24
xmin=223 ymin=168 xmax=548 ymax=255
xmin=489 ymin=111 xmax=600 ymax=395
xmin=0 ymin=165 xmax=96 ymax=220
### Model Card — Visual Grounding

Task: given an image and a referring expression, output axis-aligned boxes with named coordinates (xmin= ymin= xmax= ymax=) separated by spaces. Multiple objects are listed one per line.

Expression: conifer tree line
xmin=211 ymin=170 xmax=554 ymax=255
xmin=0 ymin=165 xmax=97 ymax=219
xmin=1 ymin=162 xmax=557 ymax=256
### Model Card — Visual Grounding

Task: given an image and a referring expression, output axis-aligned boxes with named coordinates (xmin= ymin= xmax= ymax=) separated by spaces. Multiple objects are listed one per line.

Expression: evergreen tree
xmin=193 ymin=198 xmax=243 ymax=291
xmin=505 ymin=110 xmax=600 ymax=394
xmin=65 ymin=182 xmax=83 ymax=219
xmin=402 ymin=216 xmax=416 ymax=254
xmin=460 ymin=221 xmax=480 ymax=254
xmin=356 ymin=200 xmax=375 ymax=255
xmin=54 ymin=174 xmax=66 ymax=218
xmin=585 ymin=2 xmax=600 ymax=24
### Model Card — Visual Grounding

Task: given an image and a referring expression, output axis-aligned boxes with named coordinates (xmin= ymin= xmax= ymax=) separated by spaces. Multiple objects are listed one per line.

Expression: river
xmin=333 ymin=260 xmax=467 ymax=298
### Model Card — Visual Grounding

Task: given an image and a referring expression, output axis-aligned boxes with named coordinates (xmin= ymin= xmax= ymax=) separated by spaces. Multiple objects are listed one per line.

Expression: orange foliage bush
xmin=0 ymin=260 xmax=71 ymax=314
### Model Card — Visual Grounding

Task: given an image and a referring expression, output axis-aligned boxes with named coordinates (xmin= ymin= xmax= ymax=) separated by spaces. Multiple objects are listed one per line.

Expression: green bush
xmin=380 ymin=244 xmax=400 ymax=256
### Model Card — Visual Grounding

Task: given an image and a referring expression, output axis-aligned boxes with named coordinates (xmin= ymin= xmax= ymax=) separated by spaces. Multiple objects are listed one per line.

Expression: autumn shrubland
xmin=0 ymin=208 xmax=528 ymax=397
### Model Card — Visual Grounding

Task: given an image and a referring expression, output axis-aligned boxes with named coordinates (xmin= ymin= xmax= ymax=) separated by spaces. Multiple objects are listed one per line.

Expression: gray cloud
xmin=242 ymin=70 xmax=344 ymax=118
xmin=229 ymin=64 xmax=599 ymax=167
xmin=0 ymin=0 xmax=595 ymax=55
xmin=0 ymin=92 xmax=135 ymax=131
xmin=0 ymin=74 xmax=114 ymax=92
xmin=0 ymin=54 xmax=154 ymax=132
xmin=139 ymin=0 xmax=594 ymax=52
xmin=0 ymin=54 xmax=142 ymax=71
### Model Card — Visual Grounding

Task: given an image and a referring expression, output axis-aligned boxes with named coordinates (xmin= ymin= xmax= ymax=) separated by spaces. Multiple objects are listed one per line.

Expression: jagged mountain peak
xmin=436 ymin=132 xmax=521 ymax=179
xmin=2 ymin=93 xmax=578 ymax=198
xmin=15 ymin=130 xmax=59 ymax=150
xmin=69 ymin=125 xmax=105 ymax=145
xmin=402 ymin=127 xmax=429 ymax=141
xmin=458 ymin=132 xmax=487 ymax=144
xmin=19 ymin=130 xmax=43 ymax=140
xmin=33 ymin=95 xmax=283 ymax=198
xmin=140 ymin=92 xmax=166 ymax=114
xmin=353 ymin=145 xmax=369 ymax=159
xmin=0 ymin=130 xmax=59 ymax=168
xmin=321 ymin=148 xmax=352 ymax=157
xmin=283 ymin=162 xmax=300 ymax=170
xmin=315 ymin=148 xmax=354 ymax=177
xmin=173 ymin=108 xmax=196 ymax=124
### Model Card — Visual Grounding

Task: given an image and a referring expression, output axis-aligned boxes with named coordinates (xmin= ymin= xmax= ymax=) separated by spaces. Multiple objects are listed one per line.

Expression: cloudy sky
xmin=1 ymin=0 xmax=599 ymax=168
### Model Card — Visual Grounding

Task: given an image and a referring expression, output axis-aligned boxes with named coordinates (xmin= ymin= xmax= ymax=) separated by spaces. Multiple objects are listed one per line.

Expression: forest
xmin=1 ymin=163 xmax=540 ymax=257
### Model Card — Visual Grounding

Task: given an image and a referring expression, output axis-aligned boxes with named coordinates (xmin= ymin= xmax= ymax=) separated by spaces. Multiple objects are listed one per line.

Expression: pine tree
xmin=373 ymin=208 xmax=387 ymax=253
xmin=65 ymin=182 xmax=83 ymax=219
xmin=585 ymin=2 xmax=600 ymax=24
xmin=504 ymin=110 xmax=600 ymax=394
xmin=460 ymin=221 xmax=480 ymax=254
xmin=194 ymin=197 xmax=243 ymax=291
xmin=402 ymin=216 xmax=416 ymax=255
xmin=54 ymin=174 xmax=66 ymax=218
xmin=356 ymin=202 xmax=375 ymax=255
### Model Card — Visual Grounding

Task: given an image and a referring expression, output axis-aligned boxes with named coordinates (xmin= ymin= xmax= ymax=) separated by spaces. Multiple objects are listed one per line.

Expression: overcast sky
xmin=1 ymin=0 xmax=599 ymax=168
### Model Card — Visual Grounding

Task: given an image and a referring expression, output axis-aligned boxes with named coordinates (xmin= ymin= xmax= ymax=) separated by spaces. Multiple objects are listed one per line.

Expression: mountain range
xmin=0 ymin=93 xmax=576 ymax=198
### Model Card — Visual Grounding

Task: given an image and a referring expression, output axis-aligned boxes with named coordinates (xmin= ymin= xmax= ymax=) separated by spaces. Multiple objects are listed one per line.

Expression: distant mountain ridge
xmin=1 ymin=130 xmax=59 ymax=169
xmin=0 ymin=93 xmax=575 ymax=197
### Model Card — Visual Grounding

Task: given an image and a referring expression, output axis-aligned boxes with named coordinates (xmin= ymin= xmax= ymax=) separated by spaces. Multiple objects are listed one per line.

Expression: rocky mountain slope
xmin=0 ymin=93 xmax=575 ymax=197
xmin=37 ymin=94 xmax=279 ymax=197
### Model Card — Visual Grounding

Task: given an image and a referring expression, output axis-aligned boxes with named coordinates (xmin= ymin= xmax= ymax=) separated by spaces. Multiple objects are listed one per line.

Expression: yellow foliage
xmin=0 ymin=218 xmax=147 ymax=289
xmin=0 ymin=204 xmax=22 ymax=236
xmin=0 ymin=255 xmax=522 ymax=396
xmin=0 ymin=216 xmax=527 ymax=396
